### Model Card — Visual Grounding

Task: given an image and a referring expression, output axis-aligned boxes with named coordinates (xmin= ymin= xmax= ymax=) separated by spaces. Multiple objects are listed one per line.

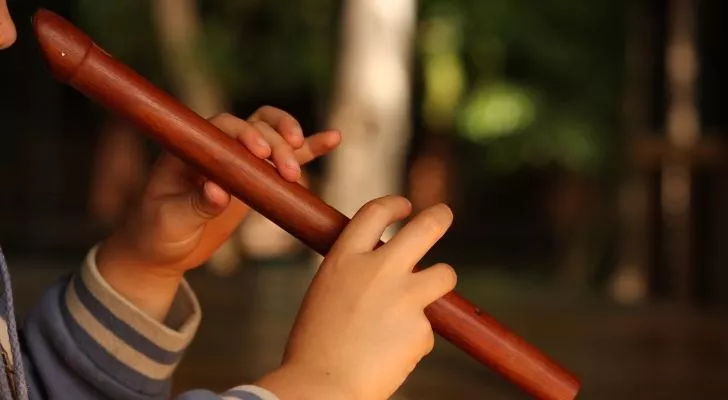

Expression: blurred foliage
xmin=420 ymin=9 xmax=466 ymax=130
xmin=457 ymin=82 xmax=537 ymax=141
xmin=73 ymin=0 xmax=626 ymax=176
xmin=196 ymin=0 xmax=340 ymax=98
xmin=419 ymin=0 xmax=627 ymax=176
xmin=73 ymin=0 xmax=168 ymax=86
xmin=72 ymin=0 xmax=340 ymax=102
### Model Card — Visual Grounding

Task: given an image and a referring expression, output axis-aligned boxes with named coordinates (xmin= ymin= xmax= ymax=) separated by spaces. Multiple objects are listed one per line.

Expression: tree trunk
xmin=321 ymin=0 xmax=417 ymax=245
xmin=151 ymin=0 xmax=226 ymax=118
xmin=661 ymin=0 xmax=699 ymax=305
xmin=610 ymin=0 xmax=655 ymax=304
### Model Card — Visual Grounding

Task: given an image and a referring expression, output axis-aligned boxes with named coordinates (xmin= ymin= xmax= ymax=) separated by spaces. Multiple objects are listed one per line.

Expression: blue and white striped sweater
xmin=0 ymin=246 xmax=279 ymax=400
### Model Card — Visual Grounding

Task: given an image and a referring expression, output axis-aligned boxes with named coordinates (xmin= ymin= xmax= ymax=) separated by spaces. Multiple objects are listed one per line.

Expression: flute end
xmin=32 ymin=8 xmax=93 ymax=83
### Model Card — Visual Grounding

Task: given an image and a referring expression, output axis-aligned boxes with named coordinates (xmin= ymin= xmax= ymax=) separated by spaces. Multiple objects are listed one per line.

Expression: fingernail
xmin=293 ymin=126 xmax=303 ymax=139
xmin=257 ymin=138 xmax=270 ymax=149
xmin=285 ymin=160 xmax=300 ymax=172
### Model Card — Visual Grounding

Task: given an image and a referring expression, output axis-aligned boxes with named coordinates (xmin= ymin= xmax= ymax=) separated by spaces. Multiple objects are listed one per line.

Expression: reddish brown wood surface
xmin=32 ymin=9 xmax=580 ymax=400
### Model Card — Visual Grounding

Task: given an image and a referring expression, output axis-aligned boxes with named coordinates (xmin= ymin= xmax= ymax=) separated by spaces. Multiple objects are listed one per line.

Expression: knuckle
xmin=416 ymin=319 xmax=435 ymax=354
xmin=319 ymin=251 xmax=342 ymax=269
xmin=420 ymin=213 xmax=445 ymax=235
xmin=424 ymin=332 xmax=435 ymax=354
xmin=252 ymin=105 xmax=282 ymax=120
xmin=210 ymin=112 xmax=233 ymax=124
xmin=419 ymin=205 xmax=452 ymax=235
xmin=250 ymin=120 xmax=269 ymax=133
xmin=353 ymin=196 xmax=409 ymax=223
xmin=361 ymin=198 xmax=389 ymax=218
xmin=258 ymin=105 xmax=276 ymax=114
xmin=210 ymin=113 xmax=249 ymax=138
xmin=272 ymin=144 xmax=294 ymax=158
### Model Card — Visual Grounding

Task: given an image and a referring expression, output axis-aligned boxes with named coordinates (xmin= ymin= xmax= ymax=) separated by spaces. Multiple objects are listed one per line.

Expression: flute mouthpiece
xmin=32 ymin=8 xmax=93 ymax=83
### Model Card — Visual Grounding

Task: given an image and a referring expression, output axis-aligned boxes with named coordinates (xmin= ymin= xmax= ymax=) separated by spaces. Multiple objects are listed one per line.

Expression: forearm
xmin=172 ymin=365 xmax=351 ymax=400
xmin=255 ymin=365 xmax=356 ymax=400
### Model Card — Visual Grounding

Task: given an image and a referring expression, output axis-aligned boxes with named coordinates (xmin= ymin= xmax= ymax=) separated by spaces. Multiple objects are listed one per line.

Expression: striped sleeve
xmin=176 ymin=385 xmax=279 ymax=400
xmin=20 ymin=246 xmax=202 ymax=399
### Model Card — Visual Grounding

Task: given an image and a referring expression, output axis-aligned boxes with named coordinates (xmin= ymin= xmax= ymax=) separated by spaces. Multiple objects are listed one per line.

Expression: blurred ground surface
xmin=6 ymin=259 xmax=728 ymax=400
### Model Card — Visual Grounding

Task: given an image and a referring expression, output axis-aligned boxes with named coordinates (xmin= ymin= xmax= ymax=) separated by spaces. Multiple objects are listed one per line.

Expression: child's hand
xmin=96 ymin=106 xmax=341 ymax=319
xmin=257 ymin=196 xmax=457 ymax=400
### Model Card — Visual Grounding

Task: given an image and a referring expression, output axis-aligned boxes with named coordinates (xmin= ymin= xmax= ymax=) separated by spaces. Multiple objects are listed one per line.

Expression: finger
xmin=210 ymin=113 xmax=271 ymax=158
xmin=379 ymin=203 xmax=453 ymax=269
xmin=0 ymin=0 xmax=17 ymax=50
xmin=145 ymin=153 xmax=217 ymax=200
xmin=252 ymin=120 xmax=301 ymax=181
xmin=249 ymin=106 xmax=304 ymax=148
xmin=181 ymin=196 xmax=248 ymax=264
xmin=143 ymin=154 xmax=195 ymax=198
xmin=332 ymin=196 xmax=413 ymax=255
xmin=408 ymin=263 xmax=457 ymax=308
xmin=294 ymin=130 xmax=342 ymax=165
xmin=152 ymin=180 xmax=231 ymax=243
xmin=201 ymin=181 xmax=231 ymax=211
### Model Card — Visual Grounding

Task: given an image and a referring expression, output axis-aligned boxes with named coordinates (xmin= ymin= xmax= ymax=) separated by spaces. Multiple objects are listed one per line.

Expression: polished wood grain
xmin=31 ymin=9 xmax=580 ymax=399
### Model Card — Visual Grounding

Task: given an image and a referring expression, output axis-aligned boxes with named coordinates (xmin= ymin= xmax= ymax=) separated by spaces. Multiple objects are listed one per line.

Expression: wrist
xmin=256 ymin=363 xmax=360 ymax=400
xmin=96 ymin=240 xmax=185 ymax=322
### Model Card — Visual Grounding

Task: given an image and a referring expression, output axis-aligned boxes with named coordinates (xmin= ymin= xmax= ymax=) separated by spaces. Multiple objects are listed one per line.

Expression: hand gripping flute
xmin=32 ymin=9 xmax=580 ymax=400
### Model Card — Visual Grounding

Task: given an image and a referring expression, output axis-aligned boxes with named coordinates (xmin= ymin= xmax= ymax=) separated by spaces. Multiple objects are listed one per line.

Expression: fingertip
xmin=417 ymin=263 xmax=458 ymax=300
xmin=0 ymin=25 xmax=16 ymax=50
xmin=390 ymin=196 xmax=413 ymax=219
xmin=255 ymin=137 xmax=272 ymax=154
xmin=253 ymin=142 xmax=272 ymax=159
xmin=325 ymin=130 xmax=342 ymax=147
xmin=434 ymin=262 xmax=458 ymax=290
xmin=433 ymin=202 xmax=452 ymax=213
xmin=361 ymin=195 xmax=413 ymax=220
xmin=337 ymin=195 xmax=416 ymax=254
xmin=287 ymin=126 xmax=305 ymax=148
xmin=394 ymin=195 xmax=413 ymax=215
xmin=282 ymin=162 xmax=302 ymax=182
xmin=0 ymin=1 xmax=16 ymax=50
xmin=271 ymin=156 xmax=301 ymax=182
xmin=431 ymin=203 xmax=454 ymax=226
xmin=203 ymin=181 xmax=230 ymax=210
xmin=242 ymin=129 xmax=271 ymax=159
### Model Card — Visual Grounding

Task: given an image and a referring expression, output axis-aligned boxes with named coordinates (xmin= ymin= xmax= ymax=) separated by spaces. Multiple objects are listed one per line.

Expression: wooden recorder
xmin=31 ymin=9 xmax=580 ymax=400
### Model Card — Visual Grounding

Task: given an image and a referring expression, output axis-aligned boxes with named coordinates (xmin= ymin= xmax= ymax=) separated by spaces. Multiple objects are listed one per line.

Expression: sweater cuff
xmin=221 ymin=385 xmax=280 ymax=400
xmin=63 ymin=245 xmax=202 ymax=382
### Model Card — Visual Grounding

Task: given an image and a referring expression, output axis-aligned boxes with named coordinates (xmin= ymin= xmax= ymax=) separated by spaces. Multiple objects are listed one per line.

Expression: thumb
xmin=154 ymin=180 xmax=231 ymax=243
xmin=0 ymin=0 xmax=17 ymax=50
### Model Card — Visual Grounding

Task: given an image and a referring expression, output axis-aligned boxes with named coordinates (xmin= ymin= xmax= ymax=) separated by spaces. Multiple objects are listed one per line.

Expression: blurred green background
xmin=2 ymin=0 xmax=728 ymax=398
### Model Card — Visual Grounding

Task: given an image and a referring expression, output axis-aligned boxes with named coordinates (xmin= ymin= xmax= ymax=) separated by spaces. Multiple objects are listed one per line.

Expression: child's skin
xmin=0 ymin=2 xmax=457 ymax=399
xmin=95 ymin=110 xmax=343 ymax=322
xmin=259 ymin=197 xmax=456 ymax=400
